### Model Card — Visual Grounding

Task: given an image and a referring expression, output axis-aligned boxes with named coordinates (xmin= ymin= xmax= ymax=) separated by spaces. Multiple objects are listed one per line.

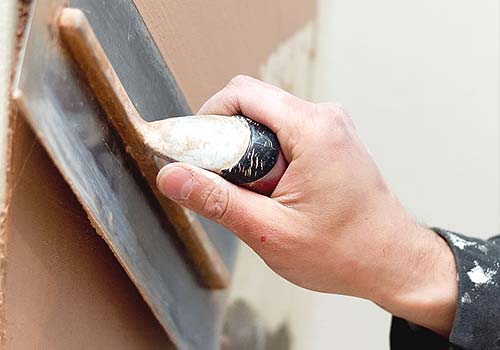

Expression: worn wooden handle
xmin=58 ymin=8 xmax=229 ymax=289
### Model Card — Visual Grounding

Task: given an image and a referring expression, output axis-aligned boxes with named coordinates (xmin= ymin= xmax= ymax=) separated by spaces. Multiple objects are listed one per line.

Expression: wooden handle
xmin=58 ymin=8 xmax=229 ymax=289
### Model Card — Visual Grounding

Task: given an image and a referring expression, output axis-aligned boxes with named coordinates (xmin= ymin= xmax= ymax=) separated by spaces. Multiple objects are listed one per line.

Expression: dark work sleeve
xmin=390 ymin=228 xmax=500 ymax=350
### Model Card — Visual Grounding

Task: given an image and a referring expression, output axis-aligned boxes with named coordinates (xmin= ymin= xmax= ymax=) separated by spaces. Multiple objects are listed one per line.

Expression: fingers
xmin=156 ymin=163 xmax=288 ymax=247
xmin=198 ymin=75 xmax=309 ymax=159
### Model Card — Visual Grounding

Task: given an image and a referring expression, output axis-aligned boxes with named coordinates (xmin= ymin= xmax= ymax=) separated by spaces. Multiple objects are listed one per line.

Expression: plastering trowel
xmin=11 ymin=0 xmax=285 ymax=348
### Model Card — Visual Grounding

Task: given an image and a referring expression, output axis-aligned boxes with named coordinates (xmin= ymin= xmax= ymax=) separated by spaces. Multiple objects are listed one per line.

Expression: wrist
xmin=372 ymin=224 xmax=457 ymax=336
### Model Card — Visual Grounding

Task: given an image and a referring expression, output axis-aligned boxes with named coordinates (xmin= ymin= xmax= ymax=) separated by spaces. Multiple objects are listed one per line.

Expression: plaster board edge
xmin=0 ymin=0 xmax=20 ymax=345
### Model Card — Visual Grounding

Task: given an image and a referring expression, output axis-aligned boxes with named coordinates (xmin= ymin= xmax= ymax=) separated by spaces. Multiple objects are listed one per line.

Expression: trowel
xmin=12 ymin=0 xmax=285 ymax=348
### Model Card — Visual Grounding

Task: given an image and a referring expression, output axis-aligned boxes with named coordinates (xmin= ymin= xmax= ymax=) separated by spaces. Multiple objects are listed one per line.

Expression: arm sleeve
xmin=390 ymin=228 xmax=500 ymax=350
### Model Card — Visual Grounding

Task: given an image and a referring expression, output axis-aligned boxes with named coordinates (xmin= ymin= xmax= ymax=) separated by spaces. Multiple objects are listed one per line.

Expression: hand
xmin=156 ymin=75 xmax=457 ymax=336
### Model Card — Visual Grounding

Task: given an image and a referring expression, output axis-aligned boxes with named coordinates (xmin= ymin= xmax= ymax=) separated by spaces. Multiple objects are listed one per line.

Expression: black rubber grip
xmin=220 ymin=116 xmax=280 ymax=184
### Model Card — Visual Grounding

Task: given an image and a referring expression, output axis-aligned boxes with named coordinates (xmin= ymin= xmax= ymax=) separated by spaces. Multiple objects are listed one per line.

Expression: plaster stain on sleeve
xmin=447 ymin=233 xmax=476 ymax=250
xmin=467 ymin=261 xmax=497 ymax=286
xmin=477 ymin=245 xmax=489 ymax=254
xmin=461 ymin=292 xmax=472 ymax=304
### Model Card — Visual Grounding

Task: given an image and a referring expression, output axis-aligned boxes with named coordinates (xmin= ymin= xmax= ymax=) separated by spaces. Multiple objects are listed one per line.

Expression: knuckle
xmin=200 ymin=185 xmax=230 ymax=221
xmin=276 ymin=92 xmax=308 ymax=138
xmin=319 ymin=102 xmax=355 ymax=133
xmin=320 ymin=102 xmax=348 ymax=119
xmin=227 ymin=74 xmax=253 ymax=89
xmin=278 ymin=89 xmax=306 ymax=113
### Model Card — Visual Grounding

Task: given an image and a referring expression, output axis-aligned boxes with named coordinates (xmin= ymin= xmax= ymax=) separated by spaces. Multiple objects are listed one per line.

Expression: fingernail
xmin=157 ymin=166 xmax=193 ymax=201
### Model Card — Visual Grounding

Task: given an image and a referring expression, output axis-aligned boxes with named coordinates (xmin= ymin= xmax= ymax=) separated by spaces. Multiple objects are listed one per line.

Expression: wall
xmin=0 ymin=0 xmax=16 ymax=210
xmin=0 ymin=0 xmax=17 ymax=344
xmin=133 ymin=0 xmax=315 ymax=110
xmin=309 ymin=0 xmax=499 ymax=348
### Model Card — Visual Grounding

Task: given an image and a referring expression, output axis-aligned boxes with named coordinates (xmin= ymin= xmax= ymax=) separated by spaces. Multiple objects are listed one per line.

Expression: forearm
xmin=337 ymin=190 xmax=458 ymax=336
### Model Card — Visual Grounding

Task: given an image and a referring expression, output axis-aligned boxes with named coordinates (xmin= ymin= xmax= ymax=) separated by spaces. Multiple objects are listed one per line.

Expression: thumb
xmin=156 ymin=163 xmax=285 ymax=246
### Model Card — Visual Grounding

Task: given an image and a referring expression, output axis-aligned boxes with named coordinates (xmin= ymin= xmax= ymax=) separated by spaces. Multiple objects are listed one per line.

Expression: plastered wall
xmin=309 ymin=0 xmax=499 ymax=348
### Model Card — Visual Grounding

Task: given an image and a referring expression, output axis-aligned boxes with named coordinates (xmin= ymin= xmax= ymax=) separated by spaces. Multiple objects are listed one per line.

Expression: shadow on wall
xmin=221 ymin=299 xmax=292 ymax=350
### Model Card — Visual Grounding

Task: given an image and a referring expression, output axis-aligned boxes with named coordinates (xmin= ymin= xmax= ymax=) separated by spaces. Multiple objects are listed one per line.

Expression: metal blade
xmin=13 ymin=0 xmax=237 ymax=348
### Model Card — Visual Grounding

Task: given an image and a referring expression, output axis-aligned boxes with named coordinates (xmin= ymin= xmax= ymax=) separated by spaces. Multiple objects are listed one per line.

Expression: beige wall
xmin=134 ymin=0 xmax=315 ymax=110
